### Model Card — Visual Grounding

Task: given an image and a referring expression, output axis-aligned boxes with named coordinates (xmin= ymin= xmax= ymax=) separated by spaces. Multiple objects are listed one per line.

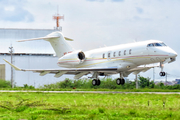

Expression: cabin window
xmin=103 ymin=53 xmax=105 ymax=58
xmin=124 ymin=50 xmax=126 ymax=55
xmin=113 ymin=52 xmax=116 ymax=57
xmin=129 ymin=49 xmax=132 ymax=54
xmin=108 ymin=53 xmax=111 ymax=58
xmin=119 ymin=51 xmax=121 ymax=56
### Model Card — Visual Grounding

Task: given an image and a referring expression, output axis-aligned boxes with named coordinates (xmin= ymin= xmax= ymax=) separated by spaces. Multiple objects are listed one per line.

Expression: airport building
xmin=0 ymin=28 xmax=69 ymax=87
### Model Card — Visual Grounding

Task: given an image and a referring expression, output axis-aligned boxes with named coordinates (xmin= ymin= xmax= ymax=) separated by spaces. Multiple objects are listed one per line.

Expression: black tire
xmin=116 ymin=78 xmax=121 ymax=85
xmin=97 ymin=79 xmax=101 ymax=86
xmin=163 ymin=72 xmax=166 ymax=76
xmin=160 ymin=72 xmax=166 ymax=76
xmin=92 ymin=79 xmax=97 ymax=86
xmin=121 ymin=79 xmax=125 ymax=85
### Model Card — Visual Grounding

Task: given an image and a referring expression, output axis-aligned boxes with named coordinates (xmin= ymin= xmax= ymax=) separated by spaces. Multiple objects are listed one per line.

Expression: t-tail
xmin=18 ymin=31 xmax=74 ymax=58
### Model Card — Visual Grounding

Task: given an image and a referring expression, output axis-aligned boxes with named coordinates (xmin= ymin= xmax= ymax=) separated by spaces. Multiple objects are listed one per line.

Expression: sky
xmin=0 ymin=0 xmax=180 ymax=82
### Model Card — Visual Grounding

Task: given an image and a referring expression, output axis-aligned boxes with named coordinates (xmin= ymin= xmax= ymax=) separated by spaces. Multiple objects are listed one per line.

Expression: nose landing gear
xmin=159 ymin=72 xmax=166 ymax=76
xmin=159 ymin=62 xmax=166 ymax=77
xmin=116 ymin=72 xmax=125 ymax=85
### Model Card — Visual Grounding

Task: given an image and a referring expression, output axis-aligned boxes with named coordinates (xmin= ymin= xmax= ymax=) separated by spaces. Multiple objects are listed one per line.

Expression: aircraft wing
xmin=3 ymin=59 xmax=117 ymax=79
xmin=121 ymin=66 xmax=157 ymax=77
xmin=4 ymin=59 xmax=156 ymax=79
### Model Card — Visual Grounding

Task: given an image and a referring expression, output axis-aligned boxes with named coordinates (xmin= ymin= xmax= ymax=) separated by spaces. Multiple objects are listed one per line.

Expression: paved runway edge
xmin=0 ymin=90 xmax=180 ymax=94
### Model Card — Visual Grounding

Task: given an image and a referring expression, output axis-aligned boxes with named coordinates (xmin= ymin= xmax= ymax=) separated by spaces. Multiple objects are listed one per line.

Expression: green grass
xmin=0 ymin=92 xmax=179 ymax=119
xmin=2 ymin=88 xmax=180 ymax=92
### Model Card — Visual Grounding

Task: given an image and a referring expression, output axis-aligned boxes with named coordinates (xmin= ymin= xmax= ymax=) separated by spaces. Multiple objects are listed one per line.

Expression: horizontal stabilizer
xmin=17 ymin=36 xmax=59 ymax=42
xmin=17 ymin=37 xmax=73 ymax=42
xmin=17 ymin=31 xmax=74 ymax=57
xmin=64 ymin=37 xmax=73 ymax=41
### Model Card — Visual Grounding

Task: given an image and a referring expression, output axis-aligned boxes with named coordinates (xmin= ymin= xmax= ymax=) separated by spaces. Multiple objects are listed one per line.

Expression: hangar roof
xmin=0 ymin=28 xmax=57 ymax=54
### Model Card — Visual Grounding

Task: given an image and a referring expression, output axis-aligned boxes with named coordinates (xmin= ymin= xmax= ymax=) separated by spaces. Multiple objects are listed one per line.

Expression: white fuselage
xmin=7 ymin=31 xmax=176 ymax=83
xmin=57 ymin=40 xmax=177 ymax=71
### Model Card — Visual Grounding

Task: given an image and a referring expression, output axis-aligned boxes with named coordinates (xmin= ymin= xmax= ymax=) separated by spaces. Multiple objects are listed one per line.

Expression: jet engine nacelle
xmin=58 ymin=50 xmax=86 ymax=67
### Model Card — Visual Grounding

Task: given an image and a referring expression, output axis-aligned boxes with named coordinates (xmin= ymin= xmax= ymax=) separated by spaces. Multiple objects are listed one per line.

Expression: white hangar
xmin=0 ymin=28 xmax=69 ymax=88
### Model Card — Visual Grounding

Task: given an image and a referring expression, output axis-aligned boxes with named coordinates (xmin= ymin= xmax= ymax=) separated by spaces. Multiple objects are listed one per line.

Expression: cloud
xmin=132 ymin=16 xmax=152 ymax=22
xmin=136 ymin=7 xmax=143 ymax=14
xmin=86 ymin=0 xmax=105 ymax=2
xmin=0 ymin=7 xmax=34 ymax=22
xmin=86 ymin=0 xmax=124 ymax=2
xmin=0 ymin=0 xmax=34 ymax=22
xmin=111 ymin=0 xmax=124 ymax=2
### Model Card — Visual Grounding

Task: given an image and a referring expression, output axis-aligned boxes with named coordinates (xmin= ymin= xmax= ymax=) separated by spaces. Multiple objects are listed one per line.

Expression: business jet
xmin=4 ymin=31 xmax=177 ymax=86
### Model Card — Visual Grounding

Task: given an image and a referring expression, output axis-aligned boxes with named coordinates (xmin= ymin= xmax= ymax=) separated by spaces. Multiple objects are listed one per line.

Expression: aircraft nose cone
xmin=169 ymin=50 xmax=177 ymax=58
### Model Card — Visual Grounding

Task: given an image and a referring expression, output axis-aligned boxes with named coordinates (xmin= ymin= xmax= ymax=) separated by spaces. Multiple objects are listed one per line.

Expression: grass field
xmin=0 ymin=92 xmax=180 ymax=120
xmin=2 ymin=88 xmax=180 ymax=92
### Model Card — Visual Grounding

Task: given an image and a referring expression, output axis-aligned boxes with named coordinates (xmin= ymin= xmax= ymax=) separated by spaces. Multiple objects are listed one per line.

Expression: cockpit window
xmin=154 ymin=43 xmax=161 ymax=46
xmin=147 ymin=43 xmax=154 ymax=47
xmin=147 ymin=42 xmax=167 ymax=47
xmin=159 ymin=43 xmax=167 ymax=46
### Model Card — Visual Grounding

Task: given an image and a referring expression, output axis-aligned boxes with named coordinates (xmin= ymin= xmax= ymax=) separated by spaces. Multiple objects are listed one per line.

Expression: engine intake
xmin=58 ymin=50 xmax=86 ymax=67
xmin=78 ymin=52 xmax=85 ymax=61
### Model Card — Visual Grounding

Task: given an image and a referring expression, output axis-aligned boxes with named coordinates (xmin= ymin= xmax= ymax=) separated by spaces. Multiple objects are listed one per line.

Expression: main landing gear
xmin=116 ymin=73 xmax=125 ymax=85
xmin=159 ymin=62 xmax=166 ymax=77
xmin=92 ymin=79 xmax=101 ymax=86
xmin=91 ymin=72 xmax=125 ymax=86
xmin=116 ymin=78 xmax=125 ymax=85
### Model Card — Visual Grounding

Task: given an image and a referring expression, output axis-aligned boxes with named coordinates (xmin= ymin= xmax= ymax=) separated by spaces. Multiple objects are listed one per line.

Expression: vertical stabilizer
xmin=45 ymin=32 xmax=74 ymax=57
xmin=18 ymin=31 xmax=74 ymax=58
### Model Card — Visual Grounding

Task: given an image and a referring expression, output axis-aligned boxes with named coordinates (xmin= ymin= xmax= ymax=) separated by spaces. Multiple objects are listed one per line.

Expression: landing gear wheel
xmin=116 ymin=78 xmax=125 ymax=85
xmin=92 ymin=79 xmax=97 ymax=86
xmin=96 ymin=79 xmax=101 ymax=86
xmin=116 ymin=78 xmax=121 ymax=85
xmin=92 ymin=79 xmax=101 ymax=86
xmin=121 ymin=79 xmax=125 ymax=85
xmin=159 ymin=72 xmax=166 ymax=76
xmin=163 ymin=72 xmax=166 ymax=76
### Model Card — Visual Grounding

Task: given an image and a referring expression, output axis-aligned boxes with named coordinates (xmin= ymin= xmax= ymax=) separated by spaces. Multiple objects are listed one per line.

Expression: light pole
xmin=9 ymin=45 xmax=14 ymax=88
xmin=135 ymin=74 xmax=138 ymax=89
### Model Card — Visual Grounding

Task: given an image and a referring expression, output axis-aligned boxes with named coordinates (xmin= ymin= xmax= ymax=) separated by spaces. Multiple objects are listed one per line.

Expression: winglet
xmin=3 ymin=59 xmax=22 ymax=71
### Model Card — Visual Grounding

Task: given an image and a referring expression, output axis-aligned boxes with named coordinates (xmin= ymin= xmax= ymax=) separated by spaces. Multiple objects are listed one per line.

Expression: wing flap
xmin=40 ymin=71 xmax=50 ymax=76
xmin=54 ymin=71 xmax=67 ymax=78
xmin=74 ymin=72 xmax=89 ymax=79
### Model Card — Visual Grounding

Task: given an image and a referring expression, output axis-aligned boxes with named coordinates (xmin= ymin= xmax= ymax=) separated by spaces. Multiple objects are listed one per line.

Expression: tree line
xmin=42 ymin=76 xmax=180 ymax=90
xmin=1 ymin=76 xmax=180 ymax=90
